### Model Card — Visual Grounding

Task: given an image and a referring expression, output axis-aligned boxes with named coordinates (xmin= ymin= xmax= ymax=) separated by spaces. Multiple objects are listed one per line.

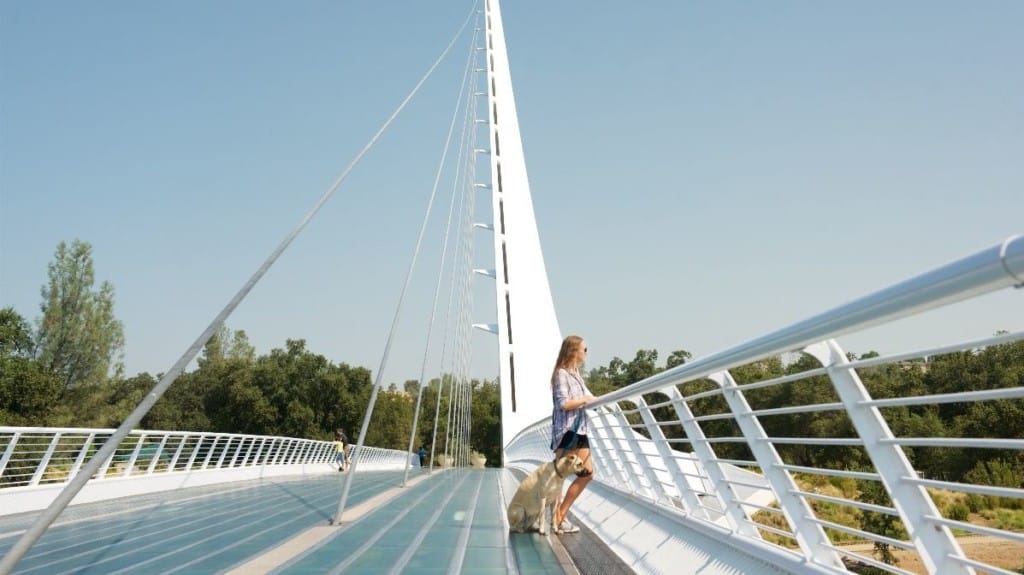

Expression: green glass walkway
xmin=0 ymin=468 xmax=601 ymax=574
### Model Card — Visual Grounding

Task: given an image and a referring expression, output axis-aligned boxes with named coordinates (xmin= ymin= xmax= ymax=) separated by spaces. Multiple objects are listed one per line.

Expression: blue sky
xmin=2 ymin=1 xmax=1021 ymax=387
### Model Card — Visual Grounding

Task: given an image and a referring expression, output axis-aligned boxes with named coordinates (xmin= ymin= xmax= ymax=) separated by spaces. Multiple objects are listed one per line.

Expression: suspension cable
xmin=437 ymin=82 xmax=481 ymax=467
xmin=450 ymin=136 xmax=479 ymax=468
xmin=402 ymin=19 xmax=482 ymax=486
xmin=333 ymin=2 xmax=479 ymax=523
xmin=0 ymin=6 xmax=483 ymax=574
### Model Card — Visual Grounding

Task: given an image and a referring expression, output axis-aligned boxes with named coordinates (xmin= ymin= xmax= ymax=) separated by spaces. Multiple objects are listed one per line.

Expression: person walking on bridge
xmin=550 ymin=335 xmax=597 ymax=534
xmin=334 ymin=428 xmax=349 ymax=472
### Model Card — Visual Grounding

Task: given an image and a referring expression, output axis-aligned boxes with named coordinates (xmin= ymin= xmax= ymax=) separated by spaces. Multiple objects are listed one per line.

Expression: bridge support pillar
xmin=805 ymin=340 xmax=974 ymax=575
xmin=666 ymin=386 xmax=763 ymax=538
xmin=711 ymin=370 xmax=843 ymax=569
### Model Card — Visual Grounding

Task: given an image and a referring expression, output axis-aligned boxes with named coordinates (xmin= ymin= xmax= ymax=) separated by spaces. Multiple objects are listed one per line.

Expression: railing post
xmin=124 ymin=433 xmax=146 ymax=478
xmin=96 ymin=434 xmax=115 ymax=479
xmin=636 ymin=395 xmax=706 ymax=517
xmin=591 ymin=408 xmax=634 ymax=490
xmin=147 ymin=435 xmax=169 ymax=475
xmin=201 ymin=436 xmax=219 ymax=470
xmin=168 ymin=434 xmax=186 ymax=472
xmin=805 ymin=340 xmax=973 ymax=575
xmin=0 ymin=432 xmax=20 ymax=479
xmin=185 ymin=435 xmax=204 ymax=471
xmin=271 ymin=439 xmax=285 ymax=465
xmin=68 ymin=433 xmax=93 ymax=481
xmin=665 ymin=387 xmax=760 ymax=536
xmin=297 ymin=441 xmax=309 ymax=464
xmin=317 ymin=441 xmax=330 ymax=464
xmin=252 ymin=438 xmax=267 ymax=466
xmin=29 ymin=433 xmax=61 ymax=487
xmin=610 ymin=400 xmax=667 ymax=502
xmin=709 ymin=370 xmax=840 ymax=568
xmin=601 ymin=407 xmax=647 ymax=494
xmin=240 ymin=437 xmax=256 ymax=467
xmin=215 ymin=437 xmax=232 ymax=469
xmin=228 ymin=437 xmax=242 ymax=467
xmin=275 ymin=439 xmax=287 ymax=465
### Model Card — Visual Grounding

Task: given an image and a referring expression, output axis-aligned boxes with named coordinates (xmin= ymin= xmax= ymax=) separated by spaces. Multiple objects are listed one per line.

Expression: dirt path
xmin=839 ymin=535 xmax=1024 ymax=574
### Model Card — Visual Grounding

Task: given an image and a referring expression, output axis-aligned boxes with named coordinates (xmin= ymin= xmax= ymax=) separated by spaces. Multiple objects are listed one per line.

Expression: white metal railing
xmin=0 ymin=427 xmax=415 ymax=515
xmin=506 ymin=234 xmax=1024 ymax=575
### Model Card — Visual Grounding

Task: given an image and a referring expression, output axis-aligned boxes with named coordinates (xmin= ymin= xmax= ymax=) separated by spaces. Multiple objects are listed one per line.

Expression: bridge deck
xmin=0 ymin=468 xmax=627 ymax=575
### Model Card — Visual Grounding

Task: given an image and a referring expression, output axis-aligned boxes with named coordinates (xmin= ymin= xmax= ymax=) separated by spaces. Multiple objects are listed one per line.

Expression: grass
xmin=750 ymin=479 xmax=1024 ymax=553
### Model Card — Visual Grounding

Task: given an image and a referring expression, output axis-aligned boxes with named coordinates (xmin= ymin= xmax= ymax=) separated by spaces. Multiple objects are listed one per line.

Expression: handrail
xmin=0 ymin=427 xmax=414 ymax=515
xmin=506 ymin=234 xmax=1023 ymax=575
xmin=596 ymin=233 xmax=1023 ymax=407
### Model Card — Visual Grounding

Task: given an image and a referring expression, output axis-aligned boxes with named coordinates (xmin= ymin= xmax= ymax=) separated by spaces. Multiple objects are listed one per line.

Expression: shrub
xmin=947 ymin=503 xmax=969 ymax=521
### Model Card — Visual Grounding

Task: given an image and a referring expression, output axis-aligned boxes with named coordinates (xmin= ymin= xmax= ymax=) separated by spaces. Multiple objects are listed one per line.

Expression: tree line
xmin=0 ymin=240 xmax=502 ymax=466
xmin=3 ymin=239 xmax=1021 ymax=489
xmin=582 ymin=343 xmax=1024 ymax=490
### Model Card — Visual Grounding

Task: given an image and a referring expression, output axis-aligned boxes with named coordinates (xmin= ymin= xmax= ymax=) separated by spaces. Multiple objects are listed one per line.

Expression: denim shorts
xmin=556 ymin=433 xmax=589 ymax=451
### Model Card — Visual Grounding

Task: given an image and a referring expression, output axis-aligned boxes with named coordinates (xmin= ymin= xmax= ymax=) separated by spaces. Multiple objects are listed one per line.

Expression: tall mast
xmin=478 ymin=0 xmax=562 ymax=450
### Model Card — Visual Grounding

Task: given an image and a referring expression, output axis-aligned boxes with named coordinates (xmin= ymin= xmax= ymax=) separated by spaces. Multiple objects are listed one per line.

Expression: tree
xmin=143 ymin=371 xmax=212 ymax=431
xmin=588 ymin=349 xmax=661 ymax=392
xmin=367 ymin=389 xmax=413 ymax=449
xmin=35 ymin=240 xmax=125 ymax=395
xmin=666 ymin=349 xmax=692 ymax=369
xmin=197 ymin=326 xmax=256 ymax=371
xmin=0 ymin=307 xmax=35 ymax=357
xmin=0 ymin=307 xmax=60 ymax=424
xmin=469 ymin=378 xmax=502 ymax=466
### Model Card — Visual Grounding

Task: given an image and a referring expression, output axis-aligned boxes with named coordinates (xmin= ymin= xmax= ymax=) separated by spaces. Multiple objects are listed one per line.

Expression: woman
xmin=550 ymin=335 xmax=597 ymax=534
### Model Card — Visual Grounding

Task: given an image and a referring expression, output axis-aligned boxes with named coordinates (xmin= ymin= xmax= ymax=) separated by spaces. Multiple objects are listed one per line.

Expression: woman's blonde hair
xmin=551 ymin=335 xmax=584 ymax=386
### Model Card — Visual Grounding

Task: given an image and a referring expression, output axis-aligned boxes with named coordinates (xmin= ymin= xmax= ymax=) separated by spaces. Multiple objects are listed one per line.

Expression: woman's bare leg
xmin=554 ymin=447 xmax=593 ymax=525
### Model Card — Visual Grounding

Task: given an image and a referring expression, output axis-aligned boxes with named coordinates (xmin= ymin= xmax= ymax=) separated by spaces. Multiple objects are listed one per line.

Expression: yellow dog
xmin=506 ymin=454 xmax=584 ymax=535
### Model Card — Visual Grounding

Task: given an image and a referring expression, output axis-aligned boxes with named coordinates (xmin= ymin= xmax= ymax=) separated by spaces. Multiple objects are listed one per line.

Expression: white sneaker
xmin=556 ymin=519 xmax=580 ymax=534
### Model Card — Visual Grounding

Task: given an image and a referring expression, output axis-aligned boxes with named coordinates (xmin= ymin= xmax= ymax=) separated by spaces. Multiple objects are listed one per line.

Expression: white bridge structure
xmin=2 ymin=1 xmax=1022 ymax=574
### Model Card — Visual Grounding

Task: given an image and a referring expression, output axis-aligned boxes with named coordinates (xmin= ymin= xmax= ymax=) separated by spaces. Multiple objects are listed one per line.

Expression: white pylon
xmin=478 ymin=0 xmax=563 ymax=451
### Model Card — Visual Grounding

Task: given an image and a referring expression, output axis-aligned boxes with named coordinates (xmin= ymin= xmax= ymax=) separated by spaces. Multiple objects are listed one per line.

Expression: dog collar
xmin=554 ymin=458 xmax=568 ymax=479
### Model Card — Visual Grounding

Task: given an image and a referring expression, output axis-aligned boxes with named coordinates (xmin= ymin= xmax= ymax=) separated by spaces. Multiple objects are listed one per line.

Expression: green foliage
xmin=586 ymin=348 xmax=662 ymax=392
xmin=948 ymin=502 xmax=970 ymax=521
xmin=469 ymin=379 xmax=501 ymax=466
xmin=198 ymin=326 xmax=256 ymax=370
xmin=35 ymin=240 xmax=125 ymax=395
xmin=750 ymin=503 xmax=795 ymax=546
xmin=0 ymin=308 xmax=61 ymax=424
xmin=964 ymin=458 xmax=1024 ymax=510
xmin=366 ymin=389 xmax=413 ymax=448
xmin=9 ymin=238 xmax=1024 ymax=506
xmin=857 ymin=480 xmax=905 ymax=566
xmin=143 ymin=372 xmax=211 ymax=431
xmin=0 ymin=307 xmax=35 ymax=356
xmin=978 ymin=508 xmax=1024 ymax=531
xmin=666 ymin=349 xmax=692 ymax=369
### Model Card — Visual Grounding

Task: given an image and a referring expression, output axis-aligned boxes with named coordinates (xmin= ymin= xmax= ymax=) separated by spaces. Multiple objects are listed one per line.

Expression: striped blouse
xmin=550 ymin=367 xmax=592 ymax=450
